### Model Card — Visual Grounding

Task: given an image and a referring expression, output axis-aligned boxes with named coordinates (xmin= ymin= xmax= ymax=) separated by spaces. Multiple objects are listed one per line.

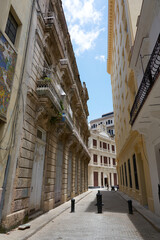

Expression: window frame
xmin=5 ymin=12 xmax=18 ymax=44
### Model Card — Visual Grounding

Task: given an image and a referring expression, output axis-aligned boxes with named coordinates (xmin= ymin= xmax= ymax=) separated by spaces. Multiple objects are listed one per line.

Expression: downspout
xmin=0 ymin=0 xmax=36 ymax=223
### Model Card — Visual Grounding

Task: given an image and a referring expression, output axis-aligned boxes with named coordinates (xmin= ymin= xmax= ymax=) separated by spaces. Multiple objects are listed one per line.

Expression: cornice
xmin=107 ymin=0 xmax=115 ymax=74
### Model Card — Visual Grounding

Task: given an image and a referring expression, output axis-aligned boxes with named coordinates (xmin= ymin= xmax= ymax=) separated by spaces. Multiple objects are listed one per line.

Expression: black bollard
xmin=128 ymin=200 xmax=133 ymax=214
xmin=71 ymin=198 xmax=75 ymax=212
xmin=96 ymin=190 xmax=104 ymax=213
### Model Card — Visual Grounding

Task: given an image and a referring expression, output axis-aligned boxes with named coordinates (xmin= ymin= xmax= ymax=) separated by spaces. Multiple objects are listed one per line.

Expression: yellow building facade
xmin=107 ymin=0 xmax=154 ymax=212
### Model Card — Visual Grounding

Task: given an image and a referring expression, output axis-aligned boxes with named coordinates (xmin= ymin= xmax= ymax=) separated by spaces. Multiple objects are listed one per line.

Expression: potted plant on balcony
xmin=50 ymin=100 xmax=65 ymax=124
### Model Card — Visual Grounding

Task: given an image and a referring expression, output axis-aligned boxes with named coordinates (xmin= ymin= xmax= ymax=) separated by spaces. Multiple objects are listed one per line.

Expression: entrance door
xmin=67 ymin=152 xmax=72 ymax=197
xmin=101 ymin=172 xmax=103 ymax=187
xmin=75 ymin=159 xmax=78 ymax=194
xmin=30 ymin=128 xmax=46 ymax=212
xmin=114 ymin=173 xmax=117 ymax=185
xmin=94 ymin=172 xmax=98 ymax=187
xmin=55 ymin=142 xmax=63 ymax=204
xmin=104 ymin=177 xmax=108 ymax=187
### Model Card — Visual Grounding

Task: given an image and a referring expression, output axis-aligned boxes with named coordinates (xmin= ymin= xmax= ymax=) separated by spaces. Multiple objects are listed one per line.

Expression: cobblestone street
xmin=26 ymin=190 xmax=160 ymax=240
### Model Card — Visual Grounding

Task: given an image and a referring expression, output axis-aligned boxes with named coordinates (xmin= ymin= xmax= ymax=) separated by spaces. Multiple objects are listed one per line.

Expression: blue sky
xmin=62 ymin=0 xmax=113 ymax=122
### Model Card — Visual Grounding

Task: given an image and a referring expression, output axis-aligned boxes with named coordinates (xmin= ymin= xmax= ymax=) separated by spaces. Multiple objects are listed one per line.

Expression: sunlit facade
xmin=107 ymin=0 xmax=154 ymax=212
xmin=88 ymin=123 xmax=117 ymax=188
xmin=130 ymin=0 xmax=160 ymax=216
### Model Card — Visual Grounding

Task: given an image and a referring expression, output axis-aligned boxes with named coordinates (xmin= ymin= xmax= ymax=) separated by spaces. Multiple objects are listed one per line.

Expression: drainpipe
xmin=0 ymin=0 xmax=36 ymax=223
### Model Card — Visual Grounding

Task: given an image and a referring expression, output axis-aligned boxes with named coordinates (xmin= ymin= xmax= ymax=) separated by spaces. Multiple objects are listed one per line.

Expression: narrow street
xmin=26 ymin=190 xmax=160 ymax=240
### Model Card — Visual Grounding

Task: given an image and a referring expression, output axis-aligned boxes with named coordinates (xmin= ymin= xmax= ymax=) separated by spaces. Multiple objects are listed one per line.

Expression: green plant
xmin=44 ymin=77 xmax=52 ymax=82
xmin=60 ymin=100 xmax=64 ymax=111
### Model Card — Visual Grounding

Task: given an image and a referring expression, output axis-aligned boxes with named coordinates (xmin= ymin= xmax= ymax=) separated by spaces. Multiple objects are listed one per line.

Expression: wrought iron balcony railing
xmin=130 ymin=34 xmax=160 ymax=125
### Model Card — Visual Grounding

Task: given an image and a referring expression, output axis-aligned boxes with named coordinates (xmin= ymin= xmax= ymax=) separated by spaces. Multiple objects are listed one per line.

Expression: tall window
xmin=133 ymin=154 xmax=139 ymax=190
xmin=104 ymin=157 xmax=107 ymax=165
xmin=5 ymin=12 xmax=18 ymax=44
xmin=113 ymin=158 xmax=116 ymax=166
xmin=122 ymin=165 xmax=125 ymax=186
xmin=100 ymin=141 xmax=102 ymax=148
xmin=128 ymin=159 xmax=132 ymax=188
xmin=120 ymin=167 xmax=122 ymax=185
xmin=112 ymin=145 xmax=115 ymax=152
xmin=100 ymin=156 xmax=103 ymax=165
xmin=124 ymin=162 xmax=128 ymax=187
xmin=108 ymin=144 xmax=110 ymax=151
xmin=93 ymin=139 xmax=97 ymax=147
xmin=103 ymin=142 xmax=107 ymax=149
xmin=93 ymin=154 xmax=97 ymax=164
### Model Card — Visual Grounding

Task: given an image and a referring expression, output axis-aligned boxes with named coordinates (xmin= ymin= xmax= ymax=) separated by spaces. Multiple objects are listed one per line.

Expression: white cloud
xmin=95 ymin=55 xmax=105 ymax=62
xmin=62 ymin=0 xmax=104 ymax=55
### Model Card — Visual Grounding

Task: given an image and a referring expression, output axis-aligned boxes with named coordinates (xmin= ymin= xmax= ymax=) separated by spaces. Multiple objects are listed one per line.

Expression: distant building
xmin=90 ymin=112 xmax=115 ymax=136
xmin=88 ymin=117 xmax=117 ymax=188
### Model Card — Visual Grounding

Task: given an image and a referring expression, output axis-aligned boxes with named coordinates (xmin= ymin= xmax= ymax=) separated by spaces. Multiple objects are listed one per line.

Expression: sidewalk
xmin=0 ymin=190 xmax=92 ymax=240
xmin=1 ymin=190 xmax=160 ymax=240
xmin=117 ymin=191 xmax=160 ymax=232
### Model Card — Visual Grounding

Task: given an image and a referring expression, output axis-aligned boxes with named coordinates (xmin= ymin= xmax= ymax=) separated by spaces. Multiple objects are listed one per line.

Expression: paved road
xmin=28 ymin=190 xmax=160 ymax=240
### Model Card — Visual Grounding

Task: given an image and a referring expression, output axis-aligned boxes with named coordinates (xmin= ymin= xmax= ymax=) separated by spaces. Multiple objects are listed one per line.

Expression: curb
xmin=117 ymin=191 xmax=160 ymax=232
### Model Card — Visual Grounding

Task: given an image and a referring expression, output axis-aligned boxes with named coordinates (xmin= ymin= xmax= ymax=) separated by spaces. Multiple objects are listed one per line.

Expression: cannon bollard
xmin=128 ymin=200 xmax=133 ymax=214
xmin=96 ymin=190 xmax=104 ymax=213
xmin=71 ymin=198 xmax=75 ymax=212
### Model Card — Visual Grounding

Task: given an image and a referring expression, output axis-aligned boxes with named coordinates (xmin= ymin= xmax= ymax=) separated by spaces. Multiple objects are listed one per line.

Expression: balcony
xmin=130 ymin=34 xmax=160 ymax=126
xmin=36 ymin=78 xmax=61 ymax=111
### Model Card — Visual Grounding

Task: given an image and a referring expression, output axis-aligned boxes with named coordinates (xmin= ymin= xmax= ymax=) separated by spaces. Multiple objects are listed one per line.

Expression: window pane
xmin=5 ymin=12 xmax=18 ymax=44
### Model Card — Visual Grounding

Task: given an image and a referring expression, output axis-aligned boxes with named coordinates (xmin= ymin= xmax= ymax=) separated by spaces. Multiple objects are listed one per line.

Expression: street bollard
xmin=71 ymin=198 xmax=75 ymax=212
xmin=96 ymin=190 xmax=104 ymax=213
xmin=128 ymin=200 xmax=133 ymax=214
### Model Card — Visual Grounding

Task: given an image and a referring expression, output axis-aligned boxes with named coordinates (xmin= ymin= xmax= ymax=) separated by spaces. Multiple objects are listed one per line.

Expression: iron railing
xmin=130 ymin=34 xmax=160 ymax=125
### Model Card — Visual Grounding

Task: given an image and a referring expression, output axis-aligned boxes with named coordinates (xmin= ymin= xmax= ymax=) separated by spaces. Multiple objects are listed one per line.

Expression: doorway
xmin=67 ymin=152 xmax=72 ymax=198
xmin=29 ymin=128 xmax=46 ymax=212
xmin=94 ymin=172 xmax=98 ymax=187
xmin=55 ymin=142 xmax=64 ymax=204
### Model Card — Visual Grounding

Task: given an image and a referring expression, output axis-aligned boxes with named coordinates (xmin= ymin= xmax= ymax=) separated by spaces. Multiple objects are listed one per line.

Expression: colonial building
xmin=0 ymin=0 xmax=34 ymax=227
xmin=0 ymin=0 xmax=90 ymax=229
xmin=90 ymin=112 xmax=115 ymax=136
xmin=107 ymin=0 xmax=154 ymax=213
xmin=88 ymin=121 xmax=117 ymax=188
xmin=130 ymin=0 xmax=160 ymax=216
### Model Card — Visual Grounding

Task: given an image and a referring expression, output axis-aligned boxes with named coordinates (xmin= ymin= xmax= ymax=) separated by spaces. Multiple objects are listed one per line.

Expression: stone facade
xmin=0 ymin=0 xmax=34 ymax=228
xmin=88 ymin=123 xmax=117 ymax=188
xmin=0 ymin=0 xmax=90 ymax=229
xmin=90 ymin=112 xmax=115 ymax=136
xmin=107 ymin=0 xmax=154 ymax=213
